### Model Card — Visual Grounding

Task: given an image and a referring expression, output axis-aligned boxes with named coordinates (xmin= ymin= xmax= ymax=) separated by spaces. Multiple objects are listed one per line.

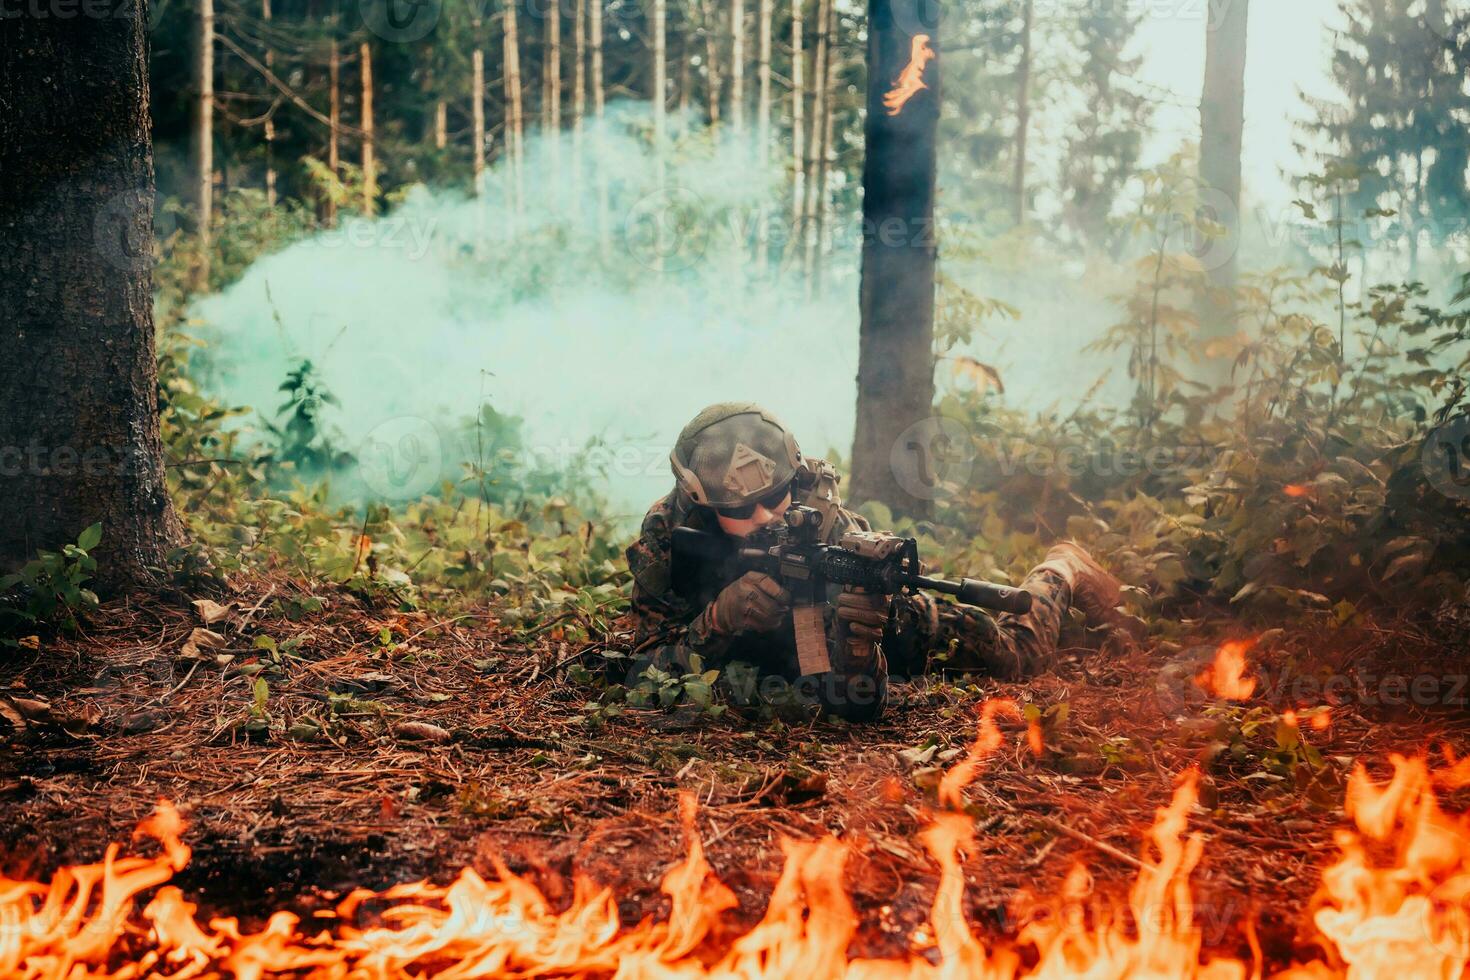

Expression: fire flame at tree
xmin=883 ymin=35 xmax=936 ymax=116
xmin=6 ymin=705 xmax=1470 ymax=977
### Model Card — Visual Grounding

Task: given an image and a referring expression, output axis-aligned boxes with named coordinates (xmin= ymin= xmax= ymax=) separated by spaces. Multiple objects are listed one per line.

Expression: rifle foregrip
xmin=955 ymin=579 xmax=1034 ymax=615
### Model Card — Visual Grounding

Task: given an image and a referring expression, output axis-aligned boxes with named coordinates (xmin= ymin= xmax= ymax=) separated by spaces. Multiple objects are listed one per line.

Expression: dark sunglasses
xmin=715 ymin=483 xmax=793 ymax=520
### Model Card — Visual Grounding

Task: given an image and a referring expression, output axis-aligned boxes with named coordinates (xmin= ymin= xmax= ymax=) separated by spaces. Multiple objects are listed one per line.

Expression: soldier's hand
xmin=708 ymin=572 xmax=792 ymax=635
xmin=835 ymin=588 xmax=889 ymax=640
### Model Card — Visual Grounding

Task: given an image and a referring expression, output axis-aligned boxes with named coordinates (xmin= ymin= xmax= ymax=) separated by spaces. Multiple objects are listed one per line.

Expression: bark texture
xmin=360 ymin=41 xmax=376 ymax=215
xmin=850 ymin=0 xmax=939 ymax=518
xmin=0 ymin=8 xmax=185 ymax=588
xmin=1199 ymin=0 xmax=1249 ymax=324
xmin=1012 ymin=0 xmax=1032 ymax=228
xmin=472 ymin=42 xmax=486 ymax=187
xmin=194 ymin=0 xmax=214 ymax=285
xmin=790 ymin=0 xmax=804 ymax=222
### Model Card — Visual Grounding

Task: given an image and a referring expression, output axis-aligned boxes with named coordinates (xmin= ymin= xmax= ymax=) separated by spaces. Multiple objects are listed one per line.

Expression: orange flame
xmin=1284 ymin=484 xmax=1313 ymax=499
xmin=883 ymin=34 xmax=936 ymax=116
xmin=1196 ymin=639 xmax=1258 ymax=701
xmin=10 ymin=735 xmax=1470 ymax=976
xmin=1027 ymin=721 xmax=1044 ymax=757
xmin=939 ymin=698 xmax=1021 ymax=808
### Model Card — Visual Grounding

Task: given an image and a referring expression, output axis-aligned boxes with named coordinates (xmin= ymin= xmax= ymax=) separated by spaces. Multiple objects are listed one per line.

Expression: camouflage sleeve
xmin=624 ymin=501 xmax=737 ymax=672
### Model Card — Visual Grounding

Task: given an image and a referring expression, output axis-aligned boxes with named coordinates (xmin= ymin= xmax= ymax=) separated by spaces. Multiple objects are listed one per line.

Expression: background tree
xmin=1199 ymin=0 xmax=1249 ymax=303
xmin=1304 ymin=0 xmax=1470 ymax=276
xmin=0 ymin=7 xmax=185 ymax=587
xmin=850 ymin=0 xmax=940 ymax=517
xmin=1055 ymin=0 xmax=1151 ymax=256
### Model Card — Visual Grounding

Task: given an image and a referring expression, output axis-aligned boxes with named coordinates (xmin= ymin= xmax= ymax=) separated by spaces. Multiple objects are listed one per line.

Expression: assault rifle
xmin=671 ymin=504 xmax=1033 ymax=623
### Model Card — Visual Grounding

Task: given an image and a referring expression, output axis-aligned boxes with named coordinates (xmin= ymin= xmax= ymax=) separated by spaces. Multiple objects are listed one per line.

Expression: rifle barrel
xmin=910 ymin=575 xmax=1034 ymax=615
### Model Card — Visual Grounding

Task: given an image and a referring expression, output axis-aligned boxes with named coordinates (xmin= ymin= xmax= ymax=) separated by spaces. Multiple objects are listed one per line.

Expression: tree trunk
xmin=435 ymin=99 xmax=447 ymax=150
xmin=589 ymin=0 xmax=607 ymax=249
xmin=811 ymin=6 xmax=836 ymax=294
xmin=326 ymin=37 xmax=340 ymax=227
xmin=573 ymin=0 xmax=586 ymax=185
xmin=755 ymin=0 xmax=773 ymax=265
xmin=679 ymin=29 xmax=692 ymax=115
xmin=263 ymin=0 xmax=277 ymax=207
xmin=757 ymin=0 xmax=772 ymax=154
xmin=547 ymin=0 xmax=562 ymax=199
xmin=0 ymin=8 xmax=185 ymax=588
xmin=802 ymin=0 xmax=831 ymax=282
xmin=473 ymin=37 xmax=486 ymax=189
xmin=1011 ymin=0 xmax=1032 ymax=228
xmin=730 ymin=0 xmax=745 ymax=132
xmin=360 ymin=41 xmax=376 ymax=215
xmin=701 ymin=0 xmax=722 ymax=124
xmin=654 ymin=0 xmax=667 ymax=188
xmin=590 ymin=0 xmax=604 ymax=119
xmin=504 ymin=0 xmax=525 ymax=215
xmin=791 ymin=0 xmax=804 ymax=224
xmin=850 ymin=0 xmax=940 ymax=517
xmin=195 ymin=0 xmax=214 ymax=287
xmin=1198 ymin=0 xmax=1249 ymax=335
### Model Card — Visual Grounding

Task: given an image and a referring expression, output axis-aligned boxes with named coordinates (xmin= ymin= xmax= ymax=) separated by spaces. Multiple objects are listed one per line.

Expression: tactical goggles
xmin=713 ymin=482 xmax=793 ymax=520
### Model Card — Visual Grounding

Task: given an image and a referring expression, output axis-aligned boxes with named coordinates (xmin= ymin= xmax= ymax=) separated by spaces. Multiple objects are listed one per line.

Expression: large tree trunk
xmin=1198 ymin=0 xmax=1249 ymax=341
xmin=0 ymin=8 xmax=185 ymax=588
xmin=791 ymin=0 xmax=805 ymax=223
xmin=360 ymin=41 xmax=376 ymax=215
xmin=850 ymin=0 xmax=940 ymax=517
xmin=194 ymin=0 xmax=215 ymax=287
xmin=810 ymin=0 xmax=837 ymax=293
xmin=1012 ymin=0 xmax=1032 ymax=228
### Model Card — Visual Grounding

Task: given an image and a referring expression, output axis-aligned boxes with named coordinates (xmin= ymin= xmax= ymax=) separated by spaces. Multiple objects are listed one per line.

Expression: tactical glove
xmin=707 ymin=572 xmax=792 ymax=635
xmin=821 ymin=587 xmax=890 ymax=723
xmin=834 ymin=589 xmax=888 ymax=641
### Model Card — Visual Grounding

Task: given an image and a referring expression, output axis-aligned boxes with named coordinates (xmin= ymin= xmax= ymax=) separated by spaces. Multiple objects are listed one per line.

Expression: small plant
xmin=263 ymin=359 xmax=355 ymax=477
xmin=0 ymin=523 xmax=103 ymax=641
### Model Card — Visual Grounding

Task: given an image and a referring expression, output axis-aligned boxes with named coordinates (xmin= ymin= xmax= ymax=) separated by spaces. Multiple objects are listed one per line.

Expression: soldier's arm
xmin=625 ymin=503 xmax=739 ymax=672
xmin=795 ymin=460 xmax=948 ymax=675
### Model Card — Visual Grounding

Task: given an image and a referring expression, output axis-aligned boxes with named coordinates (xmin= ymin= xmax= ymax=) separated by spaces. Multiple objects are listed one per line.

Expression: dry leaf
xmin=952 ymin=356 xmax=1005 ymax=394
xmin=0 ymin=701 xmax=26 ymax=730
xmin=10 ymin=697 xmax=54 ymax=721
xmin=180 ymin=628 xmax=229 ymax=660
xmin=192 ymin=599 xmax=236 ymax=625
xmin=393 ymin=720 xmax=452 ymax=743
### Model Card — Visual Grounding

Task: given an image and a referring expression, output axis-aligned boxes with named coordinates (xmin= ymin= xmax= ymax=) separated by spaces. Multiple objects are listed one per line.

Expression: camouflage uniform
xmin=624 ymin=460 xmax=1073 ymax=682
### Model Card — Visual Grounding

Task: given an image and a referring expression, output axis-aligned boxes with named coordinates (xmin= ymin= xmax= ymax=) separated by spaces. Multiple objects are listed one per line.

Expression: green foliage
xmin=0 ymin=524 xmax=103 ymax=640
xmin=1303 ymin=0 xmax=1470 ymax=273
xmin=917 ymin=160 xmax=1470 ymax=619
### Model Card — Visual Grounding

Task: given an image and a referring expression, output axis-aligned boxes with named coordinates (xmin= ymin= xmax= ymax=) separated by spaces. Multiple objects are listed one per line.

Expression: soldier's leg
xmin=903 ymin=542 xmax=1131 ymax=680
xmin=923 ymin=567 xmax=1071 ymax=679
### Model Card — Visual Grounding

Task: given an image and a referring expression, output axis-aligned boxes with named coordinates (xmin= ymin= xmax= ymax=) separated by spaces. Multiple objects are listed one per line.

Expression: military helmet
xmin=671 ymin=403 xmax=803 ymax=510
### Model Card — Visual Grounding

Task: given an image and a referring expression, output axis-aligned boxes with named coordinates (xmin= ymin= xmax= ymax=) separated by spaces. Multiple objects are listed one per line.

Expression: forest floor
xmin=2 ymin=573 xmax=1468 ymax=968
